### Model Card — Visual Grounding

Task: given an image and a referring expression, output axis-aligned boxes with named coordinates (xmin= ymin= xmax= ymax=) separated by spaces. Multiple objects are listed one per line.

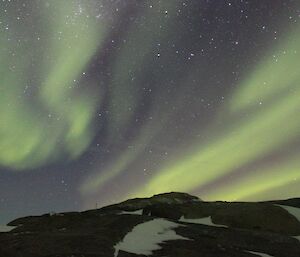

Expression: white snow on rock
xmin=114 ymin=218 xmax=190 ymax=257
xmin=0 ymin=225 xmax=16 ymax=232
xmin=276 ymin=205 xmax=300 ymax=222
xmin=246 ymin=250 xmax=274 ymax=257
xmin=119 ymin=209 xmax=143 ymax=215
xmin=179 ymin=216 xmax=227 ymax=227
xmin=276 ymin=205 xmax=300 ymax=239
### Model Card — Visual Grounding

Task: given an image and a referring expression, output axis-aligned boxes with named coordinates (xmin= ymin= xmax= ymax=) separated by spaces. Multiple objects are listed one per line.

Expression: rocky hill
xmin=1 ymin=192 xmax=300 ymax=257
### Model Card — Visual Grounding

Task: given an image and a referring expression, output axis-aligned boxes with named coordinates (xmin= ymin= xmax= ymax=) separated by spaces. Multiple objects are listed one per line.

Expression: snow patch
xmin=246 ymin=250 xmax=274 ymax=257
xmin=179 ymin=216 xmax=227 ymax=227
xmin=119 ymin=209 xmax=143 ymax=215
xmin=277 ymin=205 xmax=300 ymax=238
xmin=114 ymin=218 xmax=190 ymax=257
xmin=0 ymin=225 xmax=16 ymax=232
xmin=276 ymin=205 xmax=300 ymax=222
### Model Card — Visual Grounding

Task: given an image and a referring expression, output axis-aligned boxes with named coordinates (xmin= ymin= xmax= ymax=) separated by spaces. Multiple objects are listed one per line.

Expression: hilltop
xmin=1 ymin=192 xmax=300 ymax=257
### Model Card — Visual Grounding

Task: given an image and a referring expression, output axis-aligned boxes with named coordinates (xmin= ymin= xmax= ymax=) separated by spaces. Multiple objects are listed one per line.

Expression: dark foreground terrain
xmin=1 ymin=192 xmax=300 ymax=257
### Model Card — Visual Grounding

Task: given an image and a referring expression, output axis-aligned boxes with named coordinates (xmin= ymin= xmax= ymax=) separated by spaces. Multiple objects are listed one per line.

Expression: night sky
xmin=1 ymin=0 xmax=300 ymax=225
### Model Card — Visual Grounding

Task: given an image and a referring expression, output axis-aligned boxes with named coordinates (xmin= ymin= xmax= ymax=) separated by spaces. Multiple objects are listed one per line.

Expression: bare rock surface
xmin=1 ymin=192 xmax=300 ymax=257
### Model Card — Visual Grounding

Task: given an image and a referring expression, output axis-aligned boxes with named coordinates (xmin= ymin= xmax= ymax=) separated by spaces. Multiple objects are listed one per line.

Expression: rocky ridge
xmin=1 ymin=192 xmax=300 ymax=257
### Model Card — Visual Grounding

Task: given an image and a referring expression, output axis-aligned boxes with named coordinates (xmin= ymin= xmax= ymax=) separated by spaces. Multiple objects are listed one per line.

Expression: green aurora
xmin=130 ymin=26 xmax=300 ymax=201
xmin=0 ymin=1 xmax=107 ymax=169
xmin=81 ymin=24 xmax=300 ymax=202
xmin=0 ymin=1 xmax=300 ymax=218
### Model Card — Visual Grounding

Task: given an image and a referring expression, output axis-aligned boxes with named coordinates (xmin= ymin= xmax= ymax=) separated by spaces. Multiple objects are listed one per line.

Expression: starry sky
xmin=1 ymin=0 xmax=300 ymax=224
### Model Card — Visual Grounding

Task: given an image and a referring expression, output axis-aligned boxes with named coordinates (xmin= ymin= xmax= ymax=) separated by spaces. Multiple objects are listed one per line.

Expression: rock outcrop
xmin=1 ymin=192 xmax=300 ymax=257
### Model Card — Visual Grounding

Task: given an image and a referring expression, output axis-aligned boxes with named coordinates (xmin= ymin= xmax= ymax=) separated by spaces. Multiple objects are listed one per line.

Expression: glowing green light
xmin=131 ymin=26 xmax=300 ymax=200
xmin=0 ymin=1 xmax=107 ymax=170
